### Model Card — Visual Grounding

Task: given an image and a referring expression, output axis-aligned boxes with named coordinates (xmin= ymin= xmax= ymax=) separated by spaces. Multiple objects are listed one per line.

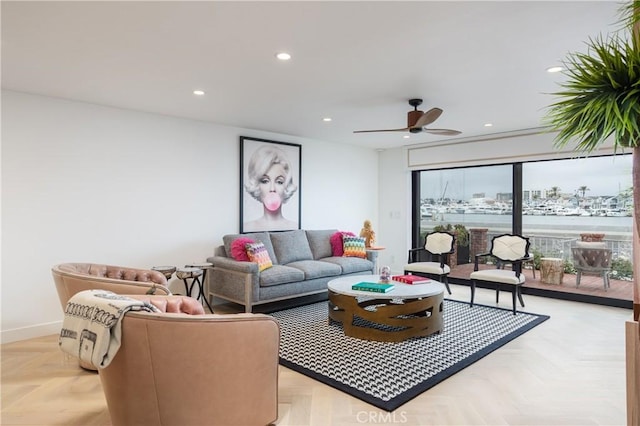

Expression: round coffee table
xmin=327 ymin=274 xmax=445 ymax=342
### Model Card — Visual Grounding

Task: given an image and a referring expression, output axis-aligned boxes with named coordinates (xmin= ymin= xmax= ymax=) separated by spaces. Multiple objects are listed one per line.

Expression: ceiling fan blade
xmin=424 ymin=128 xmax=462 ymax=136
xmin=353 ymin=127 xmax=409 ymax=133
xmin=414 ymin=107 xmax=443 ymax=128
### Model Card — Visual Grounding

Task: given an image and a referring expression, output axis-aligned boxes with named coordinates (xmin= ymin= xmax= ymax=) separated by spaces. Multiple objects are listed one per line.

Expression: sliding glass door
xmin=415 ymin=164 xmax=513 ymax=265
xmin=412 ymin=153 xmax=633 ymax=289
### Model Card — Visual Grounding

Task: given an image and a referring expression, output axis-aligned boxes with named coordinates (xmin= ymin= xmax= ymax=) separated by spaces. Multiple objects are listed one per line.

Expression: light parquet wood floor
xmin=1 ymin=285 xmax=632 ymax=426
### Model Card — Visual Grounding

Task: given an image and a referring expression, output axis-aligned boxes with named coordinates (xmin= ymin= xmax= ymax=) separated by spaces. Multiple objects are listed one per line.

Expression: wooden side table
xmin=540 ymin=257 xmax=564 ymax=285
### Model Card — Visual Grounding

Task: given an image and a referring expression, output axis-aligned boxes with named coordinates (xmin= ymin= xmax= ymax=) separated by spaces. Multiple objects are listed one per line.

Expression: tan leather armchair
xmin=52 ymin=263 xmax=172 ymax=370
xmin=54 ymin=263 xmax=280 ymax=425
xmin=99 ymin=309 xmax=280 ymax=426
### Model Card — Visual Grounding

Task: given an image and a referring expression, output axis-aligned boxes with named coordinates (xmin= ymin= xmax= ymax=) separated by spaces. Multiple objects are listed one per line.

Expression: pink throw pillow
xmin=230 ymin=237 xmax=255 ymax=261
xmin=330 ymin=231 xmax=355 ymax=257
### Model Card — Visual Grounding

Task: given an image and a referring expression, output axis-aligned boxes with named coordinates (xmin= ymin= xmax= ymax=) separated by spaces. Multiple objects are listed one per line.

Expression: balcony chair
xmin=404 ymin=231 xmax=455 ymax=294
xmin=571 ymin=242 xmax=612 ymax=290
xmin=470 ymin=234 xmax=530 ymax=315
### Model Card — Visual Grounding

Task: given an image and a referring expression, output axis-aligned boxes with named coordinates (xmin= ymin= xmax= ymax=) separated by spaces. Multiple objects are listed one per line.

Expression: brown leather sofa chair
xmin=53 ymin=263 xmax=281 ymax=425
xmin=99 ymin=308 xmax=280 ymax=426
xmin=53 ymin=262 xmax=172 ymax=370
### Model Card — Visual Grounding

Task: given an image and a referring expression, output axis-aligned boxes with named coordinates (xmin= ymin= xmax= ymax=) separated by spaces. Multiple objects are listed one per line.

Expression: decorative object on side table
xmin=359 ymin=219 xmax=376 ymax=248
xmin=379 ymin=265 xmax=391 ymax=283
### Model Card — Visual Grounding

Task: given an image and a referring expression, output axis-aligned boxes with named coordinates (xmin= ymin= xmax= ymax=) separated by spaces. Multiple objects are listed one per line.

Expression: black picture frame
xmin=239 ymin=136 xmax=302 ymax=233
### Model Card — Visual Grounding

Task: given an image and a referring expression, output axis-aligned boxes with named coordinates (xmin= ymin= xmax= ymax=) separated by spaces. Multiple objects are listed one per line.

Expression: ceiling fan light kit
xmin=354 ymin=98 xmax=461 ymax=136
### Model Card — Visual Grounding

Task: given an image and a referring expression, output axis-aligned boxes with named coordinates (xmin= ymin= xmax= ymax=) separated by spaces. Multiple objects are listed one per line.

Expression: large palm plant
xmin=545 ymin=1 xmax=640 ymax=320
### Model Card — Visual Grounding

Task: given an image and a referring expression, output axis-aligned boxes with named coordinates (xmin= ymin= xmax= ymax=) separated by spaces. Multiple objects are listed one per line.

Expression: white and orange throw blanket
xmin=59 ymin=289 xmax=159 ymax=369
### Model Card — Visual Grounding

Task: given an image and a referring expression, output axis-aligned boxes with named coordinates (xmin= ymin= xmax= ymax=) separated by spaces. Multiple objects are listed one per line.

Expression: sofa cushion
xmin=270 ymin=230 xmax=313 ymax=265
xmin=330 ymin=231 xmax=356 ymax=256
xmin=223 ymin=232 xmax=278 ymax=264
xmin=259 ymin=264 xmax=305 ymax=287
xmin=245 ymin=242 xmax=273 ymax=272
xmin=342 ymin=235 xmax=367 ymax=258
xmin=320 ymin=257 xmax=374 ymax=274
xmin=285 ymin=260 xmax=342 ymax=280
xmin=230 ymin=237 xmax=255 ymax=261
xmin=306 ymin=229 xmax=338 ymax=260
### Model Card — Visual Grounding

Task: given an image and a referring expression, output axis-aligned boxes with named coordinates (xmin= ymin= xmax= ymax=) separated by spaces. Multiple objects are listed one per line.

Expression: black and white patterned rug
xmin=269 ymin=299 xmax=549 ymax=411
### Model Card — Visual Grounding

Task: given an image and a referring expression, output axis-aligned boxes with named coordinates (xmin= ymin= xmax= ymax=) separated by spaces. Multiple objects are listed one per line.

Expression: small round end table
xmin=178 ymin=265 xmax=213 ymax=312
xmin=151 ymin=265 xmax=176 ymax=281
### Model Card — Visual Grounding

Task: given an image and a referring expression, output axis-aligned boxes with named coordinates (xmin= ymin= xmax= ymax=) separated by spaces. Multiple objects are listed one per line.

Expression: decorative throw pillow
xmin=245 ymin=242 xmax=273 ymax=271
xmin=330 ymin=231 xmax=355 ymax=257
xmin=230 ymin=237 xmax=255 ymax=261
xmin=342 ymin=236 xmax=367 ymax=258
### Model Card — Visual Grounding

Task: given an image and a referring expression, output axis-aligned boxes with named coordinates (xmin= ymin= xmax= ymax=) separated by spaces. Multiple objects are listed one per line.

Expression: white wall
xmin=376 ymin=148 xmax=411 ymax=273
xmin=1 ymin=90 xmax=378 ymax=342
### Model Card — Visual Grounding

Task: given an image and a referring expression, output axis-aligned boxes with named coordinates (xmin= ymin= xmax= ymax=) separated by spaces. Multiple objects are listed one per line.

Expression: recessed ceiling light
xmin=484 ymin=123 xmax=493 ymax=127
xmin=276 ymin=52 xmax=291 ymax=61
xmin=546 ymin=66 xmax=563 ymax=73
xmin=322 ymin=117 xmax=332 ymax=122
xmin=403 ymin=135 xmax=410 ymax=139
xmin=193 ymin=90 xmax=205 ymax=96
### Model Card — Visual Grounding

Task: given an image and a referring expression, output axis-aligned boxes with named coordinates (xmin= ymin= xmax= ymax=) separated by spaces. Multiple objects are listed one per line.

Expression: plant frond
xmin=544 ymin=25 xmax=640 ymax=153
xmin=617 ymin=1 xmax=640 ymax=35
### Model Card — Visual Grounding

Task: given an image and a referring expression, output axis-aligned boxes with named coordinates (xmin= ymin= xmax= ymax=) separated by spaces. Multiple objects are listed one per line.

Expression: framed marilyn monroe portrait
xmin=239 ymin=136 xmax=301 ymax=233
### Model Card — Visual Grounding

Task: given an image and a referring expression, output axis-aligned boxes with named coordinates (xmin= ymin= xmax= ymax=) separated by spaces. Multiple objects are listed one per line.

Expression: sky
xmin=420 ymin=154 xmax=632 ymax=201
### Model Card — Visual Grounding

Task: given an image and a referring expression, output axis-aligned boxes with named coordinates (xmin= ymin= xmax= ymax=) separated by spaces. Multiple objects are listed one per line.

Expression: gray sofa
xmin=206 ymin=229 xmax=378 ymax=312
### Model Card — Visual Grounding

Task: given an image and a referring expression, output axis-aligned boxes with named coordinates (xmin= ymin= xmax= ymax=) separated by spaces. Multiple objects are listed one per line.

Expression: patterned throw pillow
xmin=342 ymin=236 xmax=367 ymax=258
xmin=330 ymin=231 xmax=356 ymax=256
xmin=245 ymin=242 xmax=273 ymax=271
xmin=230 ymin=237 xmax=255 ymax=261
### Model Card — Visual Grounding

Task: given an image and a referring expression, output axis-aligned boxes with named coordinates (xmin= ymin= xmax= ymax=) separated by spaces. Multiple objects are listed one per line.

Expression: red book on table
xmin=392 ymin=274 xmax=431 ymax=284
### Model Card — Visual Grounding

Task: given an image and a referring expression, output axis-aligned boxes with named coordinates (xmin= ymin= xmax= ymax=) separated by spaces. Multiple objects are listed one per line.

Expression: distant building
xmin=496 ymin=192 xmax=512 ymax=201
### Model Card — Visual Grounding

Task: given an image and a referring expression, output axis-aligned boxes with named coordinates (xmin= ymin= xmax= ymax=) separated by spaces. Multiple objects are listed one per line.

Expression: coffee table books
xmin=392 ymin=274 xmax=432 ymax=284
xmin=351 ymin=282 xmax=395 ymax=293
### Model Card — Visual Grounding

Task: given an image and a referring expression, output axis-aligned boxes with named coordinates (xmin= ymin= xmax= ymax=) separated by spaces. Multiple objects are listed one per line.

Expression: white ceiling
xmin=1 ymin=1 xmax=624 ymax=150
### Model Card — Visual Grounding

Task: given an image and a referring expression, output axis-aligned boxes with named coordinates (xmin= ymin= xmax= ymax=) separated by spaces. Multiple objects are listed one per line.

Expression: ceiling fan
xmin=353 ymin=98 xmax=461 ymax=136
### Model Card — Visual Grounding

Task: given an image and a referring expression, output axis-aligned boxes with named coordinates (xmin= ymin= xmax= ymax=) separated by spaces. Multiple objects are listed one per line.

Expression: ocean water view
xmin=422 ymin=213 xmax=632 ymax=240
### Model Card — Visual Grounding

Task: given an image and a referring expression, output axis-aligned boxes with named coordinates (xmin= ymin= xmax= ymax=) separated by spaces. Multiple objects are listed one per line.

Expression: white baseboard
xmin=1 ymin=320 xmax=62 ymax=344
